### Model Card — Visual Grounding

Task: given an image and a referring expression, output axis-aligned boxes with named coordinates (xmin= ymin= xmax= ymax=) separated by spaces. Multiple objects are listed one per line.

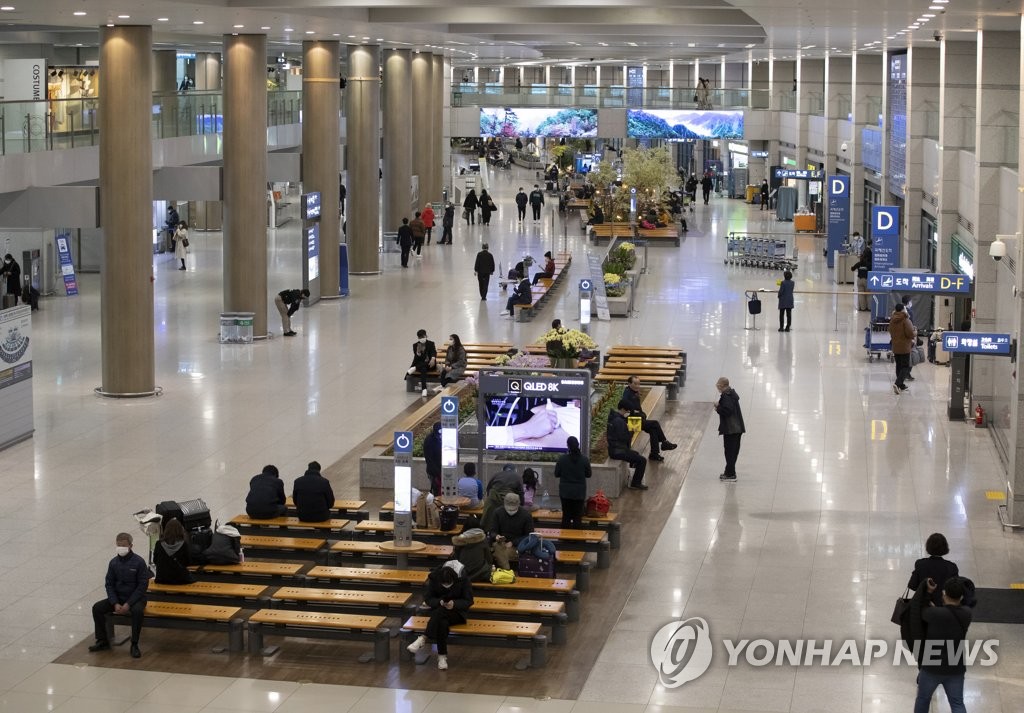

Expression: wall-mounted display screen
xmin=484 ymin=396 xmax=583 ymax=452
xmin=480 ymin=107 xmax=598 ymax=138
xmin=626 ymin=109 xmax=744 ymax=140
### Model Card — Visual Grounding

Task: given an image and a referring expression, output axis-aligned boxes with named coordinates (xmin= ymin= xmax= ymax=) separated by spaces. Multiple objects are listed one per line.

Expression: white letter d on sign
xmin=876 ymin=211 xmax=894 ymax=231
xmin=831 ymin=179 xmax=846 ymax=195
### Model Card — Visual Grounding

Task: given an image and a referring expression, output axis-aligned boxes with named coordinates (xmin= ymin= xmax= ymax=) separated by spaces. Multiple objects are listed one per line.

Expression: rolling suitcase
xmin=517 ymin=552 xmax=556 ymax=579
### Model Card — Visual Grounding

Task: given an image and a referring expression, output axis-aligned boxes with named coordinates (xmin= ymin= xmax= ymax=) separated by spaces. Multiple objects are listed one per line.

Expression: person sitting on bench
xmin=532 ymin=251 xmax=556 ymax=285
xmin=90 ymin=532 xmax=151 ymax=659
xmin=406 ymin=561 xmax=474 ymax=670
xmin=505 ymin=274 xmax=532 ymax=317
xmin=489 ymin=492 xmax=534 ymax=569
xmin=407 ymin=329 xmax=438 ymax=397
xmin=292 ymin=461 xmax=335 ymax=522
xmin=621 ymin=376 xmax=677 ymax=462
xmin=153 ymin=518 xmax=195 ymax=585
xmin=587 ymin=205 xmax=605 ymax=226
xmin=245 ymin=464 xmax=287 ymax=518
xmin=608 ymin=400 xmax=648 ymax=490
xmin=452 ymin=516 xmax=492 ymax=582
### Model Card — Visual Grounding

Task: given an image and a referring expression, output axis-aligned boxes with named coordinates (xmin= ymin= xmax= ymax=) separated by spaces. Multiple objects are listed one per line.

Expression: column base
xmin=319 ymin=294 xmax=345 ymax=301
xmin=349 ymin=271 xmax=381 ymax=276
xmin=94 ymin=386 xmax=164 ymax=399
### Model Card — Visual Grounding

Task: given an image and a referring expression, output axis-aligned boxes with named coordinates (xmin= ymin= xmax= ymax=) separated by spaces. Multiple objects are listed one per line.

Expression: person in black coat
xmin=528 ymin=184 xmax=545 ymax=220
xmin=423 ymin=422 xmax=443 ymax=496
xmin=909 ymin=577 xmax=973 ymax=712
xmin=777 ymin=270 xmax=795 ymax=332
xmin=554 ymin=436 xmax=592 ymax=528
xmin=406 ymin=562 xmax=473 ymax=670
xmin=489 ymin=492 xmax=534 ymax=569
xmin=909 ymin=533 xmax=960 ymax=607
xmin=397 ymin=217 xmax=413 ymax=268
xmin=621 ymin=376 xmax=677 ymax=461
xmin=505 ymin=275 xmax=532 ymax=317
xmin=274 ymin=288 xmax=309 ymax=337
xmin=479 ymin=189 xmax=495 ymax=226
xmin=1 ymin=254 xmax=21 ymax=304
xmin=760 ymin=179 xmax=770 ymax=210
xmin=292 ymin=461 xmax=335 ymax=522
xmin=153 ymin=518 xmax=194 ymax=585
xmin=850 ymin=240 xmax=873 ymax=311
xmin=245 ymin=464 xmax=287 ymax=518
xmin=608 ymin=400 xmax=647 ymax=489
xmin=514 ymin=187 xmax=529 ymax=221
xmin=439 ymin=203 xmax=455 ymax=244
xmin=715 ymin=377 xmax=745 ymax=481
xmin=701 ymin=174 xmax=714 ymax=204
xmin=473 ymin=243 xmax=496 ymax=300
xmin=462 ymin=189 xmax=479 ymax=225
xmin=407 ymin=329 xmax=438 ymax=396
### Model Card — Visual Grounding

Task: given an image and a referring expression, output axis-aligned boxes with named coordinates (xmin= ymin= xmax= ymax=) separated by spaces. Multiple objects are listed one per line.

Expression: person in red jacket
xmin=421 ymin=204 xmax=435 ymax=245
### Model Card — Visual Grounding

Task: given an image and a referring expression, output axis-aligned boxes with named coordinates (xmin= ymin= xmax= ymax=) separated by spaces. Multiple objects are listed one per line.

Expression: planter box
xmin=592 ymin=284 xmax=632 ymax=317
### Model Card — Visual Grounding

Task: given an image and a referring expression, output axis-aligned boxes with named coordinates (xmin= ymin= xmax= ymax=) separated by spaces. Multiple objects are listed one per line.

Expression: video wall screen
xmin=483 ymin=395 xmax=583 ymax=452
xmin=480 ymin=108 xmax=598 ymax=138
xmin=627 ymin=109 xmax=744 ymax=140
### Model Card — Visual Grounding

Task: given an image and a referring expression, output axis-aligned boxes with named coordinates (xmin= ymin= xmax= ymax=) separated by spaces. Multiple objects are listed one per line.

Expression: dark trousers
xmin=414 ymin=238 xmax=423 ymax=255
xmin=722 ymin=433 xmax=742 ymax=477
xmin=425 ymin=227 xmax=432 ymax=244
xmin=779 ymin=308 xmax=791 ymax=330
xmin=465 ymin=210 xmax=475 ymax=225
xmin=612 ymin=449 xmax=647 ymax=486
xmin=400 ymin=247 xmax=411 ymax=267
xmin=93 ymin=599 xmax=145 ymax=644
xmin=643 ymin=419 xmax=667 ymax=455
xmin=425 ymin=607 xmax=464 ymax=655
xmin=441 ymin=226 xmax=452 ymax=244
xmin=411 ymin=364 xmax=430 ymax=390
xmin=532 ymin=271 xmax=553 ymax=285
xmin=703 ymin=188 xmax=711 ymax=204
xmin=560 ymin=498 xmax=585 ymax=528
xmin=894 ymin=352 xmax=911 ymax=388
xmin=761 ymin=194 xmax=769 ymax=210
xmin=477 ymin=274 xmax=490 ymax=299
xmin=517 ymin=205 xmax=526 ymax=220
xmin=531 ymin=204 xmax=541 ymax=220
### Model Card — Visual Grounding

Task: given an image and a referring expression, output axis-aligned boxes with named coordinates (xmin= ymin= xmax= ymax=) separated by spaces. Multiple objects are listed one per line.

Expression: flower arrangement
xmin=541 ymin=327 xmax=597 ymax=359
xmin=492 ymin=351 xmax=552 ymax=369
xmin=604 ymin=272 xmax=628 ymax=297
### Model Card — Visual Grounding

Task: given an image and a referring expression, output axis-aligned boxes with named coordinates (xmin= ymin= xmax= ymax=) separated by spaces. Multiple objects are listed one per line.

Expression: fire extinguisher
xmin=975 ymin=404 xmax=985 ymax=426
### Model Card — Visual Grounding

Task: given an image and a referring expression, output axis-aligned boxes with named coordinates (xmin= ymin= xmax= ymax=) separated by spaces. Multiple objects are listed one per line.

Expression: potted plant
xmin=540 ymin=327 xmax=597 ymax=369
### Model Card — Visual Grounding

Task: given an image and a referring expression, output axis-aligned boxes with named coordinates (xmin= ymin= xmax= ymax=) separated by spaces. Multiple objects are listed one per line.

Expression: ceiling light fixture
xmin=306 ymin=31 xmax=315 ymax=34
xmin=157 ymin=17 xmax=169 ymax=22
xmin=117 ymin=14 xmax=129 ymax=19
xmin=73 ymin=11 xmax=86 ymax=16
xmin=923 ymin=13 xmax=935 ymax=17
xmin=261 ymin=26 xmax=270 ymax=30
xmin=0 ymin=6 xmax=15 ymax=11
xmin=193 ymin=20 xmax=204 ymax=25
xmin=233 ymin=24 xmax=244 ymax=28
xmin=284 ymin=27 xmax=294 ymax=32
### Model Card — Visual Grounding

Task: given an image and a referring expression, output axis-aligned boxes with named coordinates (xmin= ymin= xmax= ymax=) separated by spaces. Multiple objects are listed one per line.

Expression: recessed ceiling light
xmin=687 ymin=42 xmax=696 ymax=47
xmin=106 ymin=23 xmax=113 ymax=27
xmin=0 ymin=6 xmax=15 ymax=11
xmin=361 ymin=36 xmax=369 ymax=40
xmin=284 ymin=27 xmax=294 ymax=32
xmin=376 ymin=38 xmax=383 ymax=41
xmin=118 ymin=14 xmax=129 ymax=19
xmin=73 ymin=11 xmax=86 ymax=16
xmin=157 ymin=17 xmax=168 ymax=22
xmin=348 ymin=35 xmax=355 ymax=38
xmin=261 ymin=26 xmax=270 ymax=30
xmin=306 ymin=30 xmax=315 ymax=34
xmin=233 ymin=24 xmax=243 ymax=28
xmin=193 ymin=20 xmax=204 ymax=25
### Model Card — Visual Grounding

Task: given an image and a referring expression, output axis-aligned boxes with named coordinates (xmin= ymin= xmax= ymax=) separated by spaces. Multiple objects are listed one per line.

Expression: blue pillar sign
xmin=393 ymin=431 xmax=414 ymax=546
xmin=826 ymin=175 xmax=850 ymax=268
xmin=941 ymin=332 xmax=1012 ymax=356
xmin=871 ymin=206 xmax=901 ymax=270
xmin=55 ymin=233 xmax=78 ymax=296
xmin=440 ymin=396 xmax=460 ymax=498
xmin=867 ymin=271 xmax=971 ymax=293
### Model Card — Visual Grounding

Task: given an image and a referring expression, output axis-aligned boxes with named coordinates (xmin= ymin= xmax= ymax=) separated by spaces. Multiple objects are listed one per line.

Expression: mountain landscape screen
xmin=627 ymin=109 xmax=744 ymax=140
xmin=480 ymin=108 xmax=598 ymax=138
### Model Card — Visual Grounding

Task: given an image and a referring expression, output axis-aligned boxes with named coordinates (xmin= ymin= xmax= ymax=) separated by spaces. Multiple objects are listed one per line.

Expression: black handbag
xmin=891 ymin=588 xmax=912 ymax=625
xmin=747 ymin=296 xmax=762 ymax=315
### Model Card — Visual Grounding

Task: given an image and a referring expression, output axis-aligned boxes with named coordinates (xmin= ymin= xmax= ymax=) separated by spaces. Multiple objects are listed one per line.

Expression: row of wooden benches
xmin=512 ymin=252 xmax=572 ymax=322
xmin=589 ymin=222 xmax=682 ymax=246
xmin=404 ymin=341 xmax=515 ymax=392
xmin=595 ymin=345 xmax=687 ymax=401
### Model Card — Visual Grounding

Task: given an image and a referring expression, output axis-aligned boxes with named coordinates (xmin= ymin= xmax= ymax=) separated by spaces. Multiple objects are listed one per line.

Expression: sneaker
xmin=899 ymin=384 xmax=909 ymax=392
xmin=437 ymin=654 xmax=448 ymax=670
xmin=421 ymin=388 xmax=429 ymax=397
xmin=407 ymin=635 xmax=428 ymax=654
xmin=628 ymin=483 xmax=649 ymax=490
xmin=283 ymin=331 xmax=297 ymax=337
xmin=661 ymin=442 xmax=677 ymax=451
xmin=648 ymin=454 xmax=665 ymax=462
xmin=88 ymin=641 xmax=111 ymax=652
xmin=130 ymin=643 xmax=141 ymax=659
xmin=906 ymin=375 xmax=916 ymax=381
xmin=720 ymin=474 xmax=737 ymax=482
xmin=892 ymin=384 xmax=901 ymax=395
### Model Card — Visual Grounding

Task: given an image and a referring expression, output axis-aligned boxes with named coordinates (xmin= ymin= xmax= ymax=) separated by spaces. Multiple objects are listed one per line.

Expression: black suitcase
xmin=517 ymin=552 xmax=556 ymax=579
xmin=155 ymin=499 xmax=212 ymax=530
xmin=438 ymin=505 xmax=459 ymax=532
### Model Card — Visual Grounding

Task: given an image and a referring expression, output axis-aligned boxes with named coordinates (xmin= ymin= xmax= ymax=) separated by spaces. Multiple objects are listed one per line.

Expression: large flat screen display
xmin=627 ymin=109 xmax=744 ymax=140
xmin=484 ymin=395 xmax=583 ymax=452
xmin=480 ymin=108 xmax=598 ymax=138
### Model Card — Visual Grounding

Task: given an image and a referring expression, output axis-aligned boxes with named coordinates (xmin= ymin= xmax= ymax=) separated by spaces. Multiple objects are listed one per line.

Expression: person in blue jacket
xmin=777 ymin=270 xmax=795 ymax=332
xmin=90 ymin=532 xmax=151 ymax=658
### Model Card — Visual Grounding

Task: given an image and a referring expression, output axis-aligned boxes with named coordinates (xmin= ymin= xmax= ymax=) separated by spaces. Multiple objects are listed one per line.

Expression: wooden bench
xmin=305 ymin=565 xmax=429 ymax=591
xmin=606 ymin=346 xmax=686 ymax=359
xmin=604 ymin=358 xmax=686 ymax=385
xmin=353 ymin=519 xmax=463 ymax=543
xmin=534 ymin=527 xmax=611 ymax=569
xmin=637 ymin=225 xmax=681 ymax=246
xmin=596 ymin=370 xmax=680 ymax=401
xmin=473 ymin=576 xmax=581 ymax=622
xmin=194 ymin=561 xmax=306 ymax=585
xmin=230 ymin=514 xmax=351 ymax=538
xmin=532 ymin=509 xmax=621 ymax=549
xmin=104 ymin=601 xmax=245 ymax=653
xmin=240 ymin=535 xmax=329 ymax=562
xmin=512 ymin=257 xmax=572 ymax=322
xmin=589 ymin=222 xmax=634 ymax=245
xmin=400 ymin=616 xmax=547 ymax=669
xmin=147 ymin=581 xmax=268 ymax=608
xmin=284 ymin=497 xmax=369 ymax=522
xmin=462 ymin=597 xmax=568 ymax=645
xmin=404 ymin=342 xmax=516 ymax=391
xmin=269 ymin=586 xmax=416 ymax=620
xmin=248 ymin=609 xmax=391 ymax=662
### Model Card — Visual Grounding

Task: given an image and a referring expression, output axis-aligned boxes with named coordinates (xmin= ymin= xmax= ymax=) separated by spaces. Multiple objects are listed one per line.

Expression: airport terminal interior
xmin=2 ymin=1 xmax=1024 ymax=712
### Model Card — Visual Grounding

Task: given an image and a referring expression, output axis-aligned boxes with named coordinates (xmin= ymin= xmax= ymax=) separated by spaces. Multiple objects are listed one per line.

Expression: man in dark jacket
xmin=889 ymin=303 xmax=917 ymax=393
xmin=407 ymin=328 xmax=437 ymax=397
xmin=910 ymin=577 xmax=973 ymax=713
xmin=1 ymin=253 xmax=21 ymax=304
xmin=505 ymin=274 xmax=532 ymax=317
xmin=474 ymin=243 xmax=496 ymax=300
xmin=481 ymin=464 xmax=525 ymax=532
xmin=850 ymin=239 xmax=873 ymax=311
xmin=409 ymin=211 xmax=427 ymax=256
xmin=622 ymin=376 xmax=677 ymax=461
xmin=423 ymin=422 xmax=443 ymax=495
xmin=608 ymin=400 xmax=648 ymax=490
xmin=245 ymin=464 xmax=287 ymax=518
xmin=439 ymin=202 xmax=455 ymax=244
xmin=397 ymin=217 xmax=413 ymax=268
xmin=489 ymin=492 xmax=534 ymax=569
xmin=529 ymin=184 xmax=545 ymax=220
xmin=274 ymin=287 xmax=310 ymax=337
xmin=701 ymin=174 xmax=714 ymax=204
xmin=777 ymin=270 xmax=795 ymax=332
xmin=406 ymin=562 xmax=473 ymax=670
xmin=292 ymin=461 xmax=335 ymax=522
xmin=715 ymin=377 xmax=745 ymax=481
xmin=90 ymin=532 xmax=151 ymax=658
xmin=515 ymin=187 xmax=529 ymax=221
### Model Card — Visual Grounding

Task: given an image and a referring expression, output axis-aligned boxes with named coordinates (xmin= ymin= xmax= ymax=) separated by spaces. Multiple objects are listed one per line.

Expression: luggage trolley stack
xmin=863 ymin=304 xmax=893 ymax=361
xmin=725 ymin=232 xmax=798 ymax=271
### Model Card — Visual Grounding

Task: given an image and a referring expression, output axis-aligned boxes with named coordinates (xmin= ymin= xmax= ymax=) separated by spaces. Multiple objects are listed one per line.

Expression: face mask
xmin=115 ymin=546 xmax=130 ymax=557
xmin=418 ymin=338 xmax=426 ymax=344
xmin=442 ymin=583 xmax=453 ymax=589
xmin=504 ymin=506 xmax=519 ymax=516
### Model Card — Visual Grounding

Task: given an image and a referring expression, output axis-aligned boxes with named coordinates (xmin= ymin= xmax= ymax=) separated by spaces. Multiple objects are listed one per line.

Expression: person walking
xmin=715 ymin=377 xmax=745 ymax=482
xmin=274 ymin=288 xmax=309 ymax=337
xmin=777 ymin=270 xmax=795 ymax=331
xmin=480 ymin=189 xmax=496 ymax=226
xmin=910 ymin=577 xmax=972 ymax=713
xmin=515 ymin=187 xmax=528 ymax=222
xmin=554 ymin=436 xmax=592 ymax=528
xmin=889 ymin=302 xmax=916 ymax=393
xmin=759 ymin=179 xmax=770 ymax=210
xmin=685 ymin=175 xmax=698 ymax=207
xmin=409 ymin=211 xmax=427 ymax=256
xmin=850 ymin=238 xmax=873 ymax=311
xmin=396 ymin=217 xmax=413 ymax=268
xmin=406 ymin=561 xmax=474 ymax=670
xmin=529 ymin=184 xmax=545 ymax=221
xmin=473 ymin=243 xmax=495 ymax=300
xmin=439 ymin=202 xmax=455 ymax=244
xmin=701 ymin=173 xmax=714 ymax=204
xmin=421 ymin=203 xmax=435 ymax=244
xmin=173 ymin=222 xmax=189 ymax=271
xmin=909 ymin=533 xmax=960 ymax=607
xmin=462 ymin=189 xmax=479 ymax=225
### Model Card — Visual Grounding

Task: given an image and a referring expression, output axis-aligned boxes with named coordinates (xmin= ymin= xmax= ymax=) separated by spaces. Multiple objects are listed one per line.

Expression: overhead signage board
xmin=774 ymin=168 xmax=822 ymax=180
xmin=751 ymin=150 xmax=769 ymax=158
xmin=941 ymin=332 xmax=1012 ymax=356
xmin=867 ymin=271 xmax=971 ymax=294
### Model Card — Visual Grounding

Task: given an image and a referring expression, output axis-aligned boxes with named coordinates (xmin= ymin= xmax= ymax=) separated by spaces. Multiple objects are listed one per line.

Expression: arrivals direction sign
xmin=941 ymin=332 xmax=1012 ymax=356
xmin=866 ymin=271 xmax=971 ymax=294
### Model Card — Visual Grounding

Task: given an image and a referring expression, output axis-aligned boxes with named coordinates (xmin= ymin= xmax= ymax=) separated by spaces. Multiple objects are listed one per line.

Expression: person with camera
xmin=910 ymin=577 xmax=972 ymax=713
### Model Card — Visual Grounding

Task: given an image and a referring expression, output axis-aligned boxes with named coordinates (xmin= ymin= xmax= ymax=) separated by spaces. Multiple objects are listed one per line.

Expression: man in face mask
xmin=89 ymin=532 xmax=152 ymax=658
xmin=488 ymin=492 xmax=534 ymax=569
xmin=407 ymin=329 xmax=437 ymax=397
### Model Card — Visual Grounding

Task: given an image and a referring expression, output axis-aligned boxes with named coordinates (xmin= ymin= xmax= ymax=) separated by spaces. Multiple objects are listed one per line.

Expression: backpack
xmin=586 ymin=490 xmax=611 ymax=517
xmin=203 ymin=524 xmax=242 ymax=565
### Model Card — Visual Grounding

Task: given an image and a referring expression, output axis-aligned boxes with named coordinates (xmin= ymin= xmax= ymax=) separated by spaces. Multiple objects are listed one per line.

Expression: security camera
xmin=933 ymin=31 xmax=943 ymax=42
xmin=990 ymin=238 xmax=1007 ymax=261
xmin=840 ymin=142 xmax=848 ymax=153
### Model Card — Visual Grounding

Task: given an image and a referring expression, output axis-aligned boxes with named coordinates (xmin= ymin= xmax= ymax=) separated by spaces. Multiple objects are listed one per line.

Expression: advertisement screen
xmin=480 ymin=108 xmax=598 ymax=138
xmin=394 ymin=465 xmax=412 ymax=512
xmin=441 ymin=427 xmax=458 ymax=469
xmin=484 ymin=396 xmax=582 ymax=452
xmin=627 ymin=109 xmax=744 ymax=140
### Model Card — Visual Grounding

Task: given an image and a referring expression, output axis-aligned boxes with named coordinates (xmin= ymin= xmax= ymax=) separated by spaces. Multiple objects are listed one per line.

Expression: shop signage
xmin=941 ymin=332 xmax=1011 ymax=356
xmin=867 ymin=271 xmax=971 ymax=294
xmin=871 ymin=207 xmax=901 ymax=270
xmin=826 ymin=175 xmax=850 ymax=268
xmin=55 ymin=233 xmax=78 ymax=296
xmin=3 ymin=59 xmax=47 ymax=101
xmin=750 ymin=150 xmax=769 ymax=158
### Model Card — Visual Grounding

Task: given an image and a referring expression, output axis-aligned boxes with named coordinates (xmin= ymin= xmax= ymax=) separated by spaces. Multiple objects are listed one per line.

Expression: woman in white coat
xmin=173 ymin=222 xmax=189 ymax=270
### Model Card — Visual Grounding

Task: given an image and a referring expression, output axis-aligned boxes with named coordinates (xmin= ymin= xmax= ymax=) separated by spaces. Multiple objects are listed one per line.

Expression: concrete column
xmin=441 ymin=56 xmax=453 ymax=203
xmin=152 ymin=49 xmax=176 ymax=92
xmin=903 ymin=46 xmax=940 ymax=267
xmin=411 ymin=52 xmax=433 ymax=211
xmin=99 ymin=26 xmax=155 ymax=396
xmin=431 ymin=54 xmax=445 ymax=205
xmin=302 ymin=40 xmax=342 ymax=297
xmin=829 ymin=56 xmax=854 ymax=184
xmin=970 ymin=30 xmax=1020 ymax=415
xmin=382 ymin=48 xmax=412 ymax=231
xmin=346 ymin=44 xmax=381 ymax=274
xmin=223 ymin=35 xmax=268 ymax=335
xmin=195 ymin=52 xmax=221 ymax=90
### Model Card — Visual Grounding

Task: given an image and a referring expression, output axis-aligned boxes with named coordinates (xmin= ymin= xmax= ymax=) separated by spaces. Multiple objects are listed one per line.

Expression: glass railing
xmin=450 ymin=84 xmax=766 ymax=110
xmin=0 ymin=90 xmax=305 ymax=156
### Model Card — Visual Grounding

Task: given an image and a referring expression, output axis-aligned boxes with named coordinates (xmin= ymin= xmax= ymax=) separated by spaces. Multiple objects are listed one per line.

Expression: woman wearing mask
xmin=1 ymin=253 xmax=21 ymax=305
xmin=153 ymin=518 xmax=194 ymax=584
xmin=173 ymin=222 xmax=189 ymax=271
xmin=406 ymin=561 xmax=473 ymax=670
xmin=479 ymin=189 xmax=496 ymax=226
xmin=436 ymin=334 xmax=467 ymax=392
xmin=554 ymin=436 xmax=592 ymax=528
